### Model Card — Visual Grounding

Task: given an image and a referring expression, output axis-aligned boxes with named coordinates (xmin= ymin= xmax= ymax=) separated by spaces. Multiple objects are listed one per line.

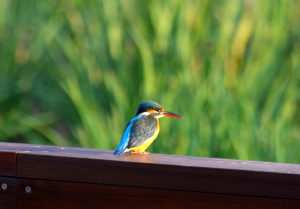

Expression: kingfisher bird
xmin=113 ymin=101 xmax=183 ymax=155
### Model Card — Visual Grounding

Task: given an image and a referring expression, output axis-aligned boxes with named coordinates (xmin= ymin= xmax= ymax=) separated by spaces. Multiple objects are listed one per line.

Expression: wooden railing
xmin=0 ymin=142 xmax=300 ymax=208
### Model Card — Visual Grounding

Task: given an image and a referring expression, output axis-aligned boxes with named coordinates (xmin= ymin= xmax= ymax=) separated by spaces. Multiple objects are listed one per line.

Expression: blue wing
xmin=113 ymin=119 xmax=133 ymax=155
xmin=113 ymin=115 xmax=157 ymax=155
xmin=127 ymin=115 xmax=157 ymax=148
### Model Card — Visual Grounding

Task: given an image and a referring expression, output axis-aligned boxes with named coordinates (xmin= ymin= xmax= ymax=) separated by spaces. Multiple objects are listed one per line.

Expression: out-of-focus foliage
xmin=1 ymin=0 xmax=300 ymax=163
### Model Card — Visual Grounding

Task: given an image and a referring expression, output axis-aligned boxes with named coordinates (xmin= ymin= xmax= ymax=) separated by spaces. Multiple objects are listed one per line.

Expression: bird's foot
xmin=131 ymin=151 xmax=149 ymax=155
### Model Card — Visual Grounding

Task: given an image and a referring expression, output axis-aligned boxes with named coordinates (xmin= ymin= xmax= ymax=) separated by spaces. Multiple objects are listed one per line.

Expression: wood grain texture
xmin=0 ymin=151 xmax=16 ymax=177
xmin=1 ymin=142 xmax=300 ymax=200
xmin=16 ymin=152 xmax=300 ymax=200
xmin=17 ymin=179 xmax=300 ymax=209
xmin=1 ymin=142 xmax=299 ymax=174
xmin=0 ymin=177 xmax=16 ymax=209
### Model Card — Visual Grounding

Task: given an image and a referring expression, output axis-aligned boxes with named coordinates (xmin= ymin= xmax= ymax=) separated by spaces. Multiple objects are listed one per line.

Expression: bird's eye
xmin=155 ymin=108 xmax=160 ymax=112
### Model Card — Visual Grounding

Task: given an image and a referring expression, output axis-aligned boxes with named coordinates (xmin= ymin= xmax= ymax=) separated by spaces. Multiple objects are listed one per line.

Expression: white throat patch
xmin=140 ymin=112 xmax=150 ymax=116
xmin=139 ymin=112 xmax=164 ymax=119
xmin=156 ymin=115 xmax=164 ymax=118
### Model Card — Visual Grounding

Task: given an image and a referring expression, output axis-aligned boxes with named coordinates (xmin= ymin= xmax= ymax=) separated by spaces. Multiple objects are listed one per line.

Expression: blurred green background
xmin=1 ymin=0 xmax=300 ymax=163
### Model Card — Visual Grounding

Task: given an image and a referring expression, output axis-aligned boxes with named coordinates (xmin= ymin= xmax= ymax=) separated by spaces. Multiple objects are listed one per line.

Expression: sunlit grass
xmin=1 ymin=0 xmax=300 ymax=163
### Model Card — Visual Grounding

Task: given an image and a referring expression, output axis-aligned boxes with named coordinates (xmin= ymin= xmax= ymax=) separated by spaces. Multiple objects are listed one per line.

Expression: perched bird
xmin=113 ymin=101 xmax=183 ymax=155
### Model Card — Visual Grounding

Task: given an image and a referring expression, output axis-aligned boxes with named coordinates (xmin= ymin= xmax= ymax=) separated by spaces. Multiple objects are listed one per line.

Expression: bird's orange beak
xmin=162 ymin=111 xmax=184 ymax=118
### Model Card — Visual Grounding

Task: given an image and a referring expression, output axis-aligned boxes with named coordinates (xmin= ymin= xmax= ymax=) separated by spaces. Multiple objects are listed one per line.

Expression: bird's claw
xmin=131 ymin=151 xmax=149 ymax=155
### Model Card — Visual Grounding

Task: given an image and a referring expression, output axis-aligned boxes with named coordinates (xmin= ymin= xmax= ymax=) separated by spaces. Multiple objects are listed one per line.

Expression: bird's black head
xmin=135 ymin=101 xmax=163 ymax=116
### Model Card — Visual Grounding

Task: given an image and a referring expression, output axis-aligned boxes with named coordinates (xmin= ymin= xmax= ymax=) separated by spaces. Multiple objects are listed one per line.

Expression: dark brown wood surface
xmin=15 ymin=150 xmax=300 ymax=199
xmin=1 ymin=142 xmax=299 ymax=174
xmin=0 ymin=177 xmax=16 ymax=209
xmin=17 ymin=179 xmax=300 ymax=209
xmin=15 ymin=151 xmax=300 ymax=200
xmin=1 ymin=142 xmax=300 ymax=208
xmin=0 ymin=150 xmax=16 ymax=177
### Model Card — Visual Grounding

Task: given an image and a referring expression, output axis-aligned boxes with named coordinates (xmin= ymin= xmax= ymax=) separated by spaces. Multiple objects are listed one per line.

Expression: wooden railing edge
xmin=1 ymin=142 xmax=300 ymax=209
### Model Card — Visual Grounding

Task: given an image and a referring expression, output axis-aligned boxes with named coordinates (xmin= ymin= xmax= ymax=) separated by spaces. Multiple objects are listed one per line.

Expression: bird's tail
xmin=113 ymin=146 xmax=127 ymax=155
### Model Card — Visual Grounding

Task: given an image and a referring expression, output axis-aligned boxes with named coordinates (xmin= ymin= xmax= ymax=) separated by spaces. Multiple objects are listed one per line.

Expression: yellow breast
xmin=128 ymin=119 xmax=160 ymax=153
